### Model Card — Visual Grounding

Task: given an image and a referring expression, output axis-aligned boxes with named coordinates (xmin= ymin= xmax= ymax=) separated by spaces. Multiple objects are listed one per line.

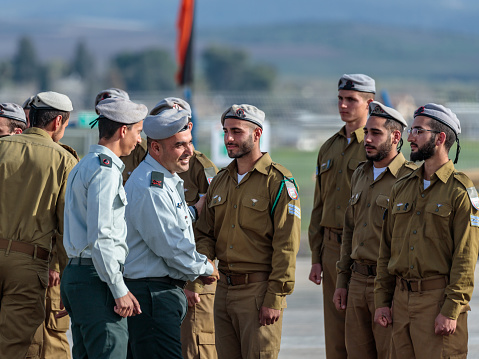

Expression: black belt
xmin=351 ymin=261 xmax=377 ymax=277
xmin=68 ymin=257 xmax=124 ymax=274
xmin=124 ymin=276 xmax=186 ymax=289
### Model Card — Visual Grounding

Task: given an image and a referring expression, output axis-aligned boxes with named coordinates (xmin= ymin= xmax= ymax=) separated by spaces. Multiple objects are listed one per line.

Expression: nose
xmin=185 ymin=143 xmax=194 ymax=156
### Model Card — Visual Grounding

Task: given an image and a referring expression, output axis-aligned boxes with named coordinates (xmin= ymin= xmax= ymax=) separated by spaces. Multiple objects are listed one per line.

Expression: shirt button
xmin=371 ymin=184 xmax=374 ymax=188
xmin=410 ymin=246 xmax=414 ymax=250
xmin=233 ymin=205 xmax=237 ymax=209
xmin=230 ymin=245 xmax=233 ymax=249
xmin=337 ymin=205 xmax=340 ymax=209
xmin=363 ymin=223 xmax=367 ymax=227
xmin=413 ymin=230 xmax=417 ymax=234
xmin=337 ymin=187 xmax=340 ymax=191
xmin=339 ymin=170 xmax=342 ymax=173
xmin=410 ymin=265 xmax=414 ymax=269
xmin=421 ymin=194 xmax=425 ymax=198
xmin=416 ymin=211 xmax=421 ymax=215
xmin=435 ymin=208 xmax=439 ymax=212
xmin=341 ymin=152 xmax=345 ymax=156
xmin=232 ymin=224 xmax=235 ymax=228
xmin=360 ymin=242 xmax=364 ymax=246
xmin=367 ymin=203 xmax=371 ymax=207
xmin=230 ymin=264 xmax=234 ymax=267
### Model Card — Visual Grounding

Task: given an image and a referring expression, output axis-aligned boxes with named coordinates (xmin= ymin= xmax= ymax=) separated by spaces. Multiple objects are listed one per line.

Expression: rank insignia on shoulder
xmin=471 ymin=215 xmax=479 ymax=227
xmin=285 ymin=179 xmax=298 ymax=200
xmin=99 ymin=154 xmax=112 ymax=168
xmin=467 ymin=187 xmax=479 ymax=210
xmin=151 ymin=171 xmax=164 ymax=188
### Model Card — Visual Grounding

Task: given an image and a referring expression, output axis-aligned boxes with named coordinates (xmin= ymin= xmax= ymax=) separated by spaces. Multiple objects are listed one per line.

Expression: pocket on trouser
xmin=197 ymin=332 xmax=217 ymax=359
xmin=46 ymin=297 xmax=70 ymax=332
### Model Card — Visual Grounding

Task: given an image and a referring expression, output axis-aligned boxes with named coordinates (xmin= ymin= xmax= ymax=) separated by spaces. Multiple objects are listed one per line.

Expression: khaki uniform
xmin=375 ymin=160 xmax=479 ymax=358
xmin=336 ymin=153 xmax=416 ymax=358
xmin=120 ymin=138 xmax=147 ymax=185
xmin=179 ymin=150 xmax=219 ymax=359
xmin=196 ymin=153 xmax=301 ymax=359
xmin=0 ymin=128 xmax=76 ymax=359
xmin=308 ymin=126 xmax=367 ymax=359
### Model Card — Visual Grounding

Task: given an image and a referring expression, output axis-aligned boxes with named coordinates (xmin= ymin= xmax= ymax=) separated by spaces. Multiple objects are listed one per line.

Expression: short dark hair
xmin=29 ymin=108 xmax=70 ymax=129
xmin=98 ymin=117 xmax=132 ymax=140
xmin=428 ymin=119 xmax=456 ymax=152
xmin=7 ymin=118 xmax=27 ymax=133
xmin=383 ymin=118 xmax=404 ymax=134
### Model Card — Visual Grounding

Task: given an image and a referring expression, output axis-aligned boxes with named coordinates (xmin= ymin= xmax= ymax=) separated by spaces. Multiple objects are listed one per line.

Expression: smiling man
xmin=195 ymin=104 xmax=301 ymax=359
xmin=374 ymin=103 xmax=479 ymax=358
xmin=333 ymin=101 xmax=416 ymax=358
xmin=309 ymin=74 xmax=375 ymax=358
xmin=123 ymin=106 xmax=218 ymax=359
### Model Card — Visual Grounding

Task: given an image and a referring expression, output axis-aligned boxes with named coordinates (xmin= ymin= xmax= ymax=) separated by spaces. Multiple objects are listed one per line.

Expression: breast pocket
xmin=348 ymin=158 xmax=363 ymax=174
xmin=184 ymin=187 xmax=199 ymax=205
xmin=425 ymin=202 xmax=452 ymax=238
xmin=390 ymin=200 xmax=413 ymax=258
xmin=319 ymin=159 xmax=333 ymax=176
xmin=113 ymin=187 xmax=128 ymax=228
xmin=239 ymin=195 xmax=270 ymax=232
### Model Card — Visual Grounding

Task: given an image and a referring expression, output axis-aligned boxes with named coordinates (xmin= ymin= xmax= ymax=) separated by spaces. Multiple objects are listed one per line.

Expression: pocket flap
xmin=348 ymin=158 xmax=362 ymax=171
xmin=349 ymin=192 xmax=361 ymax=206
xmin=209 ymin=193 xmax=227 ymax=207
xmin=184 ymin=188 xmax=199 ymax=204
xmin=391 ymin=201 xmax=413 ymax=214
xmin=197 ymin=332 xmax=215 ymax=345
xmin=376 ymin=194 xmax=389 ymax=209
xmin=425 ymin=203 xmax=452 ymax=217
xmin=242 ymin=196 xmax=269 ymax=211
xmin=319 ymin=159 xmax=332 ymax=174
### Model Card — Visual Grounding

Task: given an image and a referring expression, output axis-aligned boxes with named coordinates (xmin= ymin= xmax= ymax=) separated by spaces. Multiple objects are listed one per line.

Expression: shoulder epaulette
xmin=404 ymin=161 xmax=418 ymax=170
xmin=195 ymin=151 xmax=216 ymax=169
xmin=454 ymin=171 xmax=475 ymax=190
xmin=204 ymin=167 xmax=217 ymax=185
xmin=59 ymin=143 xmax=80 ymax=161
xmin=98 ymin=154 xmax=112 ymax=168
xmin=151 ymin=171 xmax=164 ymax=188
xmin=271 ymin=162 xmax=293 ymax=178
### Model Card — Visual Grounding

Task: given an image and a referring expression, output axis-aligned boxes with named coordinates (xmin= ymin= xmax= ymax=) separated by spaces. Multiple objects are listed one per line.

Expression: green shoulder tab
xmin=99 ymin=154 xmax=112 ymax=168
xmin=151 ymin=171 xmax=164 ymax=188
xmin=204 ymin=167 xmax=217 ymax=185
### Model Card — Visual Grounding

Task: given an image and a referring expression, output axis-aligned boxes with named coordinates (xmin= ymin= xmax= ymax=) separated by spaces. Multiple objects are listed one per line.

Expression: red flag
xmin=176 ymin=0 xmax=195 ymax=86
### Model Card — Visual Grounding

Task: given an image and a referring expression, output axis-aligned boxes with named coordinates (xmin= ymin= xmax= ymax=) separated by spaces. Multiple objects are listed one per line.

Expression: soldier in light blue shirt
xmin=61 ymin=97 xmax=147 ymax=359
xmin=124 ymin=106 xmax=218 ymax=359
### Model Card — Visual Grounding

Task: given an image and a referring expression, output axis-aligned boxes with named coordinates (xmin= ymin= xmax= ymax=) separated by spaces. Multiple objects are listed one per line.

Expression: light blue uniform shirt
xmin=64 ymin=145 xmax=129 ymax=299
xmin=123 ymin=154 xmax=213 ymax=281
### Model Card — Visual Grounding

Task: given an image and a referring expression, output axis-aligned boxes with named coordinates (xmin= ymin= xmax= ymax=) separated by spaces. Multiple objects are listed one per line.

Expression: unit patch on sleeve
xmin=285 ymin=179 xmax=299 ymax=200
xmin=467 ymin=187 xmax=479 ymax=210
xmin=151 ymin=171 xmax=164 ymax=188
xmin=288 ymin=204 xmax=301 ymax=219
xmin=99 ymin=154 xmax=112 ymax=168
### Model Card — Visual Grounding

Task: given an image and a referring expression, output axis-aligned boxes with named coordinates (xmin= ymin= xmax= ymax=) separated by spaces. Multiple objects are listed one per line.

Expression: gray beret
xmin=221 ymin=104 xmax=265 ymax=129
xmin=31 ymin=91 xmax=73 ymax=112
xmin=22 ymin=96 xmax=34 ymax=110
xmin=368 ymin=101 xmax=407 ymax=127
xmin=150 ymin=97 xmax=192 ymax=116
xmin=0 ymin=103 xmax=27 ymax=124
xmin=338 ymin=74 xmax=376 ymax=94
xmin=414 ymin=103 xmax=461 ymax=136
xmin=143 ymin=107 xmax=190 ymax=140
xmin=96 ymin=98 xmax=148 ymax=125
xmin=95 ymin=88 xmax=130 ymax=114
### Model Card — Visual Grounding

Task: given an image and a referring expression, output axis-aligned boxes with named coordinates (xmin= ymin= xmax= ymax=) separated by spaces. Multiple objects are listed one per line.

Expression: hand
xmin=208 ymin=259 xmax=219 ymax=280
xmin=434 ymin=313 xmax=457 ymax=336
xmin=199 ymin=259 xmax=219 ymax=285
xmin=114 ymin=291 xmax=142 ymax=318
xmin=55 ymin=298 xmax=69 ymax=319
xmin=374 ymin=307 xmax=393 ymax=328
xmin=333 ymin=288 xmax=348 ymax=311
xmin=194 ymin=195 xmax=207 ymax=217
xmin=259 ymin=306 xmax=281 ymax=326
xmin=184 ymin=289 xmax=201 ymax=307
xmin=48 ymin=269 xmax=60 ymax=287
xmin=309 ymin=263 xmax=323 ymax=285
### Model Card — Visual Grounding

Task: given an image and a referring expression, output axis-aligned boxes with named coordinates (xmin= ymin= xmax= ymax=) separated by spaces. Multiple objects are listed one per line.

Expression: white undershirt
xmin=373 ymin=166 xmax=387 ymax=180
xmin=237 ymin=173 xmax=247 ymax=184
xmin=347 ymin=138 xmax=351 ymax=144
xmin=424 ymin=179 xmax=431 ymax=190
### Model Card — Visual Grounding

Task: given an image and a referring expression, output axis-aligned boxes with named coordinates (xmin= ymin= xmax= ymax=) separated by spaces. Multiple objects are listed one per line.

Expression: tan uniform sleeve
xmin=374 ymin=187 xmax=397 ymax=309
xmin=441 ymin=190 xmax=479 ymax=319
xmin=195 ymin=182 xmax=218 ymax=261
xmin=264 ymin=180 xmax=301 ymax=309
xmin=308 ymin=151 xmax=324 ymax=264
xmin=336 ymin=201 xmax=354 ymax=289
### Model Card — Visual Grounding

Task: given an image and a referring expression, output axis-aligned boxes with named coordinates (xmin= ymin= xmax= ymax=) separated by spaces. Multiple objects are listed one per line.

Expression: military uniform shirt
xmin=120 ymin=139 xmax=147 ymax=185
xmin=0 ymin=128 xmax=77 ymax=268
xmin=178 ymin=150 xmax=218 ymax=293
xmin=374 ymin=160 xmax=479 ymax=319
xmin=336 ymin=153 xmax=416 ymax=289
xmin=309 ymin=126 xmax=367 ymax=264
xmin=123 ymin=154 xmax=214 ymax=281
xmin=195 ymin=153 xmax=301 ymax=309
xmin=63 ymin=144 xmax=129 ymax=299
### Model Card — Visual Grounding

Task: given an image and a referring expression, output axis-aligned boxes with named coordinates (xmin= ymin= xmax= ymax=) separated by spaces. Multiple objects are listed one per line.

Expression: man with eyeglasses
xmin=374 ymin=103 xmax=479 ymax=358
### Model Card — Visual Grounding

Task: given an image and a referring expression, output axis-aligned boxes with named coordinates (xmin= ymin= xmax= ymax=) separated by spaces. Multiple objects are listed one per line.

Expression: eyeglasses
xmin=407 ymin=128 xmax=440 ymax=136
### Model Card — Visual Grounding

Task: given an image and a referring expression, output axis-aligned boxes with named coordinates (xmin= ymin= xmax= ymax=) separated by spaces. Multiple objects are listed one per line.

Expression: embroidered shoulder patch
xmin=285 ymin=179 xmax=299 ymax=200
xmin=471 ymin=215 xmax=479 ymax=227
xmin=467 ymin=187 xmax=479 ymax=210
xmin=99 ymin=154 xmax=112 ymax=168
xmin=288 ymin=204 xmax=301 ymax=219
xmin=151 ymin=171 xmax=164 ymax=188
xmin=204 ymin=167 xmax=216 ymax=185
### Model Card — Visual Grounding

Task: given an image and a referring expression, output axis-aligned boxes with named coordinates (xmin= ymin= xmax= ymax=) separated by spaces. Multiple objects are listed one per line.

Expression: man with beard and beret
xmin=149 ymin=96 xmax=219 ymax=359
xmin=374 ymin=104 xmax=479 ymax=358
xmin=309 ymin=74 xmax=375 ymax=358
xmin=333 ymin=101 xmax=417 ymax=358
xmin=195 ymin=104 xmax=301 ymax=359
xmin=0 ymin=102 xmax=27 ymax=136
xmin=0 ymin=92 xmax=76 ymax=359
xmin=61 ymin=97 xmax=145 ymax=358
xmin=94 ymin=87 xmax=148 ymax=185
xmin=123 ymin=106 xmax=218 ymax=359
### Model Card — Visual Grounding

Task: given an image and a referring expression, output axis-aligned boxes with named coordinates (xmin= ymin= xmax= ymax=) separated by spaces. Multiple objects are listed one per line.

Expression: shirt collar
xmin=226 ymin=152 xmax=273 ymax=178
xmin=338 ymin=126 xmax=364 ymax=143
xmin=89 ymin=144 xmax=125 ymax=172
xmin=23 ymin=127 xmax=54 ymax=141
xmin=144 ymin=153 xmax=181 ymax=186
xmin=411 ymin=160 xmax=454 ymax=184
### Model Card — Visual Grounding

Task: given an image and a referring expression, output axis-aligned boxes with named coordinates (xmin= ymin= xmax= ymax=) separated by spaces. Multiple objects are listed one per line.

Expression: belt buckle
xmin=367 ymin=265 xmax=374 ymax=276
xmin=405 ymin=280 xmax=413 ymax=292
xmin=226 ymin=274 xmax=233 ymax=286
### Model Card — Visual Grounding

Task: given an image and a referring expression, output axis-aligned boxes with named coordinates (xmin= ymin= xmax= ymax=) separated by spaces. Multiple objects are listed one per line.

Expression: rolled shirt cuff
xmin=108 ymin=280 xmax=129 ymax=299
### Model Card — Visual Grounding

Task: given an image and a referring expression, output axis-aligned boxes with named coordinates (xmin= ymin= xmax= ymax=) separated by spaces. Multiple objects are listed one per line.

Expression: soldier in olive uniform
xmin=0 ymin=92 xmax=76 ymax=359
xmin=308 ymin=74 xmax=375 ymax=358
xmin=333 ymin=102 xmax=417 ymax=358
xmin=374 ymin=104 xmax=479 ymax=358
xmin=149 ymin=97 xmax=220 ymax=359
xmin=94 ymin=88 xmax=148 ymax=185
xmin=195 ymin=104 xmax=301 ymax=359
xmin=0 ymin=102 xmax=27 ymax=136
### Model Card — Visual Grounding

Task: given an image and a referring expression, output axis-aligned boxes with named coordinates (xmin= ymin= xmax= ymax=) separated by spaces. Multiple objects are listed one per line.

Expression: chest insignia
xmin=321 ymin=160 xmax=331 ymax=171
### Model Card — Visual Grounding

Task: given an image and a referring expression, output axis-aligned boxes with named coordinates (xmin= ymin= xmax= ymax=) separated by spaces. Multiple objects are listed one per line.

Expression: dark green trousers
xmin=60 ymin=264 xmax=128 ymax=359
xmin=126 ymin=280 xmax=187 ymax=359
